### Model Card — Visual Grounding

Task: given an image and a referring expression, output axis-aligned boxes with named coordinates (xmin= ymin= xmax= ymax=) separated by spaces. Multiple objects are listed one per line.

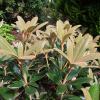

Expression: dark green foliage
xmin=63 ymin=94 xmax=82 ymax=100
xmin=0 ymin=0 xmax=47 ymax=23
xmin=55 ymin=0 xmax=100 ymax=37
xmin=24 ymin=0 xmax=47 ymax=23
xmin=0 ymin=86 xmax=13 ymax=100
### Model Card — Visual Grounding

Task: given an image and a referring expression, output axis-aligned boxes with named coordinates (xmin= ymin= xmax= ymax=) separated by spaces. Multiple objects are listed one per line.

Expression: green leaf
xmin=25 ymin=86 xmax=36 ymax=95
xmin=47 ymin=73 xmax=60 ymax=85
xmin=14 ymin=80 xmax=24 ymax=85
xmin=53 ymin=66 xmax=62 ymax=80
xmin=89 ymin=82 xmax=99 ymax=100
xmin=8 ymin=83 xmax=23 ymax=89
xmin=74 ymin=84 xmax=84 ymax=90
xmin=22 ymin=93 xmax=30 ymax=100
xmin=0 ymin=56 xmax=14 ymax=64
xmin=30 ymin=70 xmax=47 ymax=82
xmin=58 ymin=54 xmax=66 ymax=68
xmin=0 ymin=86 xmax=13 ymax=100
xmin=67 ymin=84 xmax=74 ymax=91
xmin=56 ymin=84 xmax=67 ymax=94
xmin=67 ymin=66 xmax=81 ymax=81
xmin=68 ymin=77 xmax=92 ymax=85
xmin=79 ymin=68 xmax=89 ymax=76
xmin=4 ymin=75 xmax=11 ymax=82
xmin=8 ymin=62 xmax=23 ymax=80
xmin=41 ymin=92 xmax=51 ymax=100
xmin=8 ymin=81 xmax=24 ymax=89
xmin=63 ymin=94 xmax=82 ymax=100
xmin=29 ymin=82 xmax=39 ymax=87
xmin=23 ymin=62 xmax=28 ymax=80
xmin=50 ymin=58 xmax=59 ymax=67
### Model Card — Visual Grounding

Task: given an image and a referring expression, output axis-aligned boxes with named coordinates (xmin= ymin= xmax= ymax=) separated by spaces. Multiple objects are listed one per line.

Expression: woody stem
xmin=60 ymin=43 xmax=64 ymax=69
xmin=45 ymin=53 xmax=49 ymax=66
xmin=20 ymin=62 xmax=28 ymax=85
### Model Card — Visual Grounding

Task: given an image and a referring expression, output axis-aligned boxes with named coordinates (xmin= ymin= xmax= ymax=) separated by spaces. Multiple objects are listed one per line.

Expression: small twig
xmin=63 ymin=62 xmax=68 ymax=69
xmin=52 ymin=38 xmax=55 ymax=54
xmin=60 ymin=66 xmax=73 ymax=100
xmin=45 ymin=53 xmax=49 ymax=66
xmin=62 ymin=66 xmax=73 ymax=84
xmin=26 ymin=32 xmax=30 ymax=42
xmin=22 ymin=33 xmax=24 ymax=44
xmin=60 ymin=93 xmax=64 ymax=100
xmin=28 ymin=54 xmax=37 ymax=69
xmin=29 ymin=95 xmax=32 ymax=100
xmin=51 ymin=38 xmax=54 ymax=48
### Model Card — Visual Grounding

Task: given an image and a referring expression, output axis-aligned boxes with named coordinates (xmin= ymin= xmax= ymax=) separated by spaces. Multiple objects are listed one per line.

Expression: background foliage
xmin=0 ymin=0 xmax=47 ymax=23
xmin=0 ymin=21 xmax=15 ymax=43
xmin=55 ymin=0 xmax=100 ymax=37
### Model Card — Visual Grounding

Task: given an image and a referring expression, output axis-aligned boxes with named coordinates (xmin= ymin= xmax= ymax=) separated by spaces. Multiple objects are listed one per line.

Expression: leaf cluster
xmin=0 ymin=16 xmax=100 ymax=100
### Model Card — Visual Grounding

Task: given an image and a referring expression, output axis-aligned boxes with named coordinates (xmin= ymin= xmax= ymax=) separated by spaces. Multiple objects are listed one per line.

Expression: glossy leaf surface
xmin=30 ymin=70 xmax=47 ymax=82
xmin=8 ymin=62 xmax=22 ymax=80
xmin=29 ymin=82 xmax=39 ymax=87
xmin=23 ymin=62 xmax=28 ymax=80
xmin=68 ymin=77 xmax=92 ymax=85
xmin=56 ymin=84 xmax=67 ymax=94
xmin=0 ymin=86 xmax=13 ymax=100
xmin=8 ymin=81 xmax=24 ymax=89
xmin=63 ymin=94 xmax=82 ymax=100
xmin=50 ymin=58 xmax=59 ymax=67
xmin=89 ymin=82 xmax=99 ymax=100
xmin=25 ymin=86 xmax=36 ymax=95
xmin=67 ymin=66 xmax=81 ymax=81
xmin=46 ymin=73 xmax=61 ymax=85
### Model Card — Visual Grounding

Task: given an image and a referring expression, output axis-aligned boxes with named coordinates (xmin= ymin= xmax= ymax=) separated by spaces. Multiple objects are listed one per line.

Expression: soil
xmin=10 ymin=29 xmax=18 ymax=40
